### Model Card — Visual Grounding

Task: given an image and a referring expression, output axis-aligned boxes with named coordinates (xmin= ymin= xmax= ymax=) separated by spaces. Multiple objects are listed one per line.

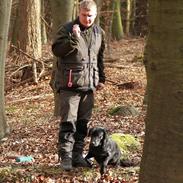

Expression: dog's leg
xmin=84 ymin=152 xmax=93 ymax=167
xmin=100 ymin=164 xmax=105 ymax=175
xmin=100 ymin=158 xmax=110 ymax=175
xmin=85 ymin=151 xmax=93 ymax=160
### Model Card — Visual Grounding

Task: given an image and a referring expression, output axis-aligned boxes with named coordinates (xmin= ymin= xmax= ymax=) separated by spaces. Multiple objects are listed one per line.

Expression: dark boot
xmin=61 ymin=157 xmax=72 ymax=171
xmin=58 ymin=142 xmax=73 ymax=171
xmin=72 ymin=120 xmax=91 ymax=167
xmin=58 ymin=122 xmax=75 ymax=171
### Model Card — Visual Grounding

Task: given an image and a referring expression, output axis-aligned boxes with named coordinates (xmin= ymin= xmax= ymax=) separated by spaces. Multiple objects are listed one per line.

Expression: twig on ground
xmin=6 ymin=93 xmax=53 ymax=104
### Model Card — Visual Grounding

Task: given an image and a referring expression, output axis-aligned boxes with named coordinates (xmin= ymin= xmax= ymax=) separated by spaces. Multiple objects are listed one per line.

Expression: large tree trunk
xmin=16 ymin=0 xmax=42 ymax=58
xmin=139 ymin=1 xmax=183 ymax=182
xmin=49 ymin=0 xmax=74 ymax=117
xmin=49 ymin=0 xmax=74 ymax=37
xmin=14 ymin=0 xmax=42 ymax=83
xmin=0 ymin=0 xmax=12 ymax=140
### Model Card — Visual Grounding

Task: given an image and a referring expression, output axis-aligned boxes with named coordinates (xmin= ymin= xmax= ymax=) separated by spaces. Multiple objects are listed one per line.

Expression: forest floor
xmin=1 ymin=37 xmax=146 ymax=183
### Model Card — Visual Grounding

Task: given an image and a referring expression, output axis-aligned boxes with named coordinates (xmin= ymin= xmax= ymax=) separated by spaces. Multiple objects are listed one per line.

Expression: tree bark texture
xmin=139 ymin=1 xmax=183 ymax=182
xmin=14 ymin=0 xmax=42 ymax=83
xmin=0 ymin=0 xmax=12 ymax=140
xmin=16 ymin=0 xmax=42 ymax=58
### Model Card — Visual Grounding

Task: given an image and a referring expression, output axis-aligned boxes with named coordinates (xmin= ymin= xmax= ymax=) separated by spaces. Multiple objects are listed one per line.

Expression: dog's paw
xmin=85 ymin=158 xmax=93 ymax=168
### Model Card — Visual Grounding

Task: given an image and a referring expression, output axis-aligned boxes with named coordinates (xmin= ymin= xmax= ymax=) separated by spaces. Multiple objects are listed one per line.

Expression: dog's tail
xmin=120 ymin=158 xmax=140 ymax=167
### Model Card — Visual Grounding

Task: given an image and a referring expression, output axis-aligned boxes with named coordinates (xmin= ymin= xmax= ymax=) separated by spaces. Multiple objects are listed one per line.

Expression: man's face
xmin=79 ymin=7 xmax=97 ymax=28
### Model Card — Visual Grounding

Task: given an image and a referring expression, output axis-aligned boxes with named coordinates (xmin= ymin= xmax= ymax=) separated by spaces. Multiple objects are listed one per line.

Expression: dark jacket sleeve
xmin=52 ymin=25 xmax=79 ymax=58
xmin=97 ymin=29 xmax=106 ymax=83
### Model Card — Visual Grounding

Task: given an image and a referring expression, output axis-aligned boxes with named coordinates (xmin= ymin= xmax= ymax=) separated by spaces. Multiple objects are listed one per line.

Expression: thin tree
xmin=0 ymin=0 xmax=12 ymax=140
xmin=111 ymin=0 xmax=124 ymax=40
xmin=41 ymin=0 xmax=48 ymax=44
xmin=126 ymin=0 xmax=135 ymax=35
xmin=95 ymin=0 xmax=103 ymax=25
xmin=139 ymin=0 xmax=183 ymax=182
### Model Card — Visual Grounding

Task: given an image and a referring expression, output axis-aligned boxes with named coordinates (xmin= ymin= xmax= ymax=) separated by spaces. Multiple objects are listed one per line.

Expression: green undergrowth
xmin=110 ymin=133 xmax=141 ymax=160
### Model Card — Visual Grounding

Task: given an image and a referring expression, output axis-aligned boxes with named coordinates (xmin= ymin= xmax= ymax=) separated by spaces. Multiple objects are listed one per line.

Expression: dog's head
xmin=88 ymin=127 xmax=107 ymax=147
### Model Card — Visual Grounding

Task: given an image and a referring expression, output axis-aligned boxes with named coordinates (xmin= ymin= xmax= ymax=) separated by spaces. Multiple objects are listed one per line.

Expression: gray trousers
xmin=58 ymin=90 xmax=94 ymax=158
xmin=60 ymin=90 xmax=94 ymax=123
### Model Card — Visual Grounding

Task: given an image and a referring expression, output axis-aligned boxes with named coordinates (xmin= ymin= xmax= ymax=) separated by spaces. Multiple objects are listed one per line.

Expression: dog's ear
xmin=88 ymin=128 xmax=94 ymax=136
xmin=101 ymin=128 xmax=107 ymax=141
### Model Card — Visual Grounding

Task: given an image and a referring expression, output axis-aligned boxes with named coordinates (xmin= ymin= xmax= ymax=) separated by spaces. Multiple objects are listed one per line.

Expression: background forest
xmin=1 ymin=0 xmax=182 ymax=183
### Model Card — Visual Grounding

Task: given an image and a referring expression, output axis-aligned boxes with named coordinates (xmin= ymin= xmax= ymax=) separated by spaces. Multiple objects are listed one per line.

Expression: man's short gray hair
xmin=79 ymin=0 xmax=97 ymax=11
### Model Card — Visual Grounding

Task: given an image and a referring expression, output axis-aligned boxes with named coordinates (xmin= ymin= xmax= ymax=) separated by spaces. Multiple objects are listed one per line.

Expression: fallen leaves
xmin=1 ymin=38 xmax=145 ymax=182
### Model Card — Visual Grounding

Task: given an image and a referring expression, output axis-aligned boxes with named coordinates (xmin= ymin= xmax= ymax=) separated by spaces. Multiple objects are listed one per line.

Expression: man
xmin=52 ymin=0 xmax=105 ymax=171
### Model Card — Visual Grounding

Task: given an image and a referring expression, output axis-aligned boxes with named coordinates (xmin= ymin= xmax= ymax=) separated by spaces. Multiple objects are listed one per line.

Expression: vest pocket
xmin=63 ymin=66 xmax=85 ymax=88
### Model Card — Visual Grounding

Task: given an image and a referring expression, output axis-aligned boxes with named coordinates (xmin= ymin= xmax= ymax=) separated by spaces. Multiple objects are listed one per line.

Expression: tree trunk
xmin=49 ymin=0 xmax=74 ymax=117
xmin=134 ymin=0 xmax=148 ymax=36
xmin=49 ymin=0 xmax=74 ymax=37
xmin=0 ymin=0 xmax=12 ymax=140
xmin=126 ymin=0 xmax=135 ymax=35
xmin=112 ymin=0 xmax=124 ymax=40
xmin=126 ymin=0 xmax=132 ymax=35
xmin=41 ymin=0 xmax=48 ymax=44
xmin=72 ymin=0 xmax=79 ymax=20
xmin=95 ymin=0 xmax=103 ymax=25
xmin=14 ymin=0 xmax=42 ymax=83
xmin=139 ymin=1 xmax=183 ymax=182
xmin=11 ymin=0 xmax=20 ymax=48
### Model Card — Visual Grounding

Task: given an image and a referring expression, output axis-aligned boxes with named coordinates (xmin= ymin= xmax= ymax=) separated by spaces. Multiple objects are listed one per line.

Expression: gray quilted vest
xmin=55 ymin=22 xmax=102 ymax=92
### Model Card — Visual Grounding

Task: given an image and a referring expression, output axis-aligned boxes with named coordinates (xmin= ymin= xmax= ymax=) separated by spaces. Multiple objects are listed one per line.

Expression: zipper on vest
xmin=88 ymin=48 xmax=91 ymax=88
xmin=82 ymin=28 xmax=93 ymax=89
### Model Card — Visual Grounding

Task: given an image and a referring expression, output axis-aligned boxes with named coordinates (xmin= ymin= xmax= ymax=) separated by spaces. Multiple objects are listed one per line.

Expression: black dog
xmin=85 ymin=127 xmax=124 ymax=175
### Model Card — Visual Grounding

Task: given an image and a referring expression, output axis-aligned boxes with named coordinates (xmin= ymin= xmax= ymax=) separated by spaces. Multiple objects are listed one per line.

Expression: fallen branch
xmin=104 ymin=57 xmax=119 ymax=63
xmin=106 ymin=79 xmax=141 ymax=90
xmin=105 ymin=62 xmax=135 ymax=69
xmin=6 ymin=93 xmax=53 ymax=104
xmin=106 ymin=79 xmax=118 ymax=85
xmin=41 ymin=16 xmax=52 ymax=31
xmin=9 ymin=64 xmax=31 ymax=82
xmin=11 ymin=44 xmax=41 ymax=63
xmin=10 ymin=44 xmax=45 ymax=82
xmin=5 ymin=78 xmax=33 ymax=92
